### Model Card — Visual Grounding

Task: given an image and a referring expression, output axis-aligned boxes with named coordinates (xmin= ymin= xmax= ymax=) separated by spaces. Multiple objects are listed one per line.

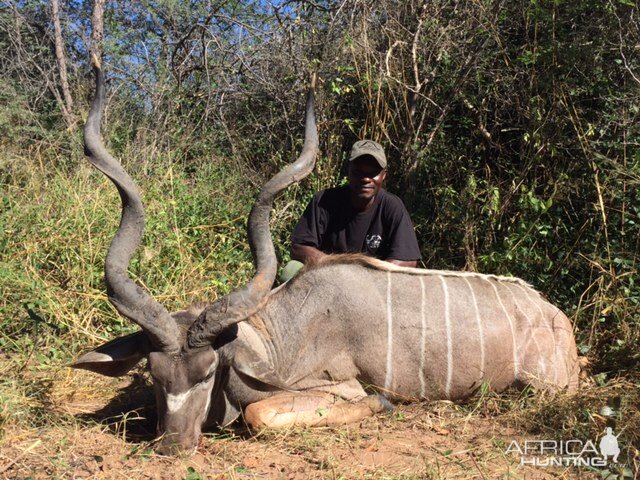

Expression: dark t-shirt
xmin=291 ymin=186 xmax=421 ymax=261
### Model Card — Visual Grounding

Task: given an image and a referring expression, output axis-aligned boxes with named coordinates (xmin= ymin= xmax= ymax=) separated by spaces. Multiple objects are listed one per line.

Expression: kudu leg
xmin=244 ymin=392 xmax=392 ymax=430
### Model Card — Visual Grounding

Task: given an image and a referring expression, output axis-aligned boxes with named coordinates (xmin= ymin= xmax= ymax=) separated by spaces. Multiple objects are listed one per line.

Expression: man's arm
xmin=386 ymin=258 xmax=417 ymax=268
xmin=290 ymin=191 xmax=329 ymax=265
xmin=291 ymin=243 xmax=327 ymax=264
xmin=381 ymin=193 xmax=421 ymax=266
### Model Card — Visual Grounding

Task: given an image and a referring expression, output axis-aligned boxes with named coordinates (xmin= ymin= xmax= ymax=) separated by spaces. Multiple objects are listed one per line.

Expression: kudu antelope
xmin=73 ymin=61 xmax=579 ymax=455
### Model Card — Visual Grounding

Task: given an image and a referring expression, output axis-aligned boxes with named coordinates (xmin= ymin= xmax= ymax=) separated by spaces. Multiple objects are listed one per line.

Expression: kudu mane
xmin=303 ymin=253 xmax=532 ymax=288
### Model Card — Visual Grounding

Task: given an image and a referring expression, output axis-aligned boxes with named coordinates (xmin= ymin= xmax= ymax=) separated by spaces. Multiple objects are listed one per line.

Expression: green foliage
xmin=0 ymin=150 xmax=255 ymax=357
xmin=184 ymin=466 xmax=202 ymax=480
xmin=0 ymin=0 xmax=638 ymax=382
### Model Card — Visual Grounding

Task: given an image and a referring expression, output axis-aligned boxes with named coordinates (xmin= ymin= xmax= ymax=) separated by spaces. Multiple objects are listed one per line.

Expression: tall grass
xmin=0 ymin=142 xmax=266 ymax=350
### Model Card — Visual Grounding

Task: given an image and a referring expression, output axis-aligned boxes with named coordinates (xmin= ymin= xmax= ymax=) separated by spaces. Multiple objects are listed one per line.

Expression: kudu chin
xmin=73 ymin=59 xmax=579 ymax=455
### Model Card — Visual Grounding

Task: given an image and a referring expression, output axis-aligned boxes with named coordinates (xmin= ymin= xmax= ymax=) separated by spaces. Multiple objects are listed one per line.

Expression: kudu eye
xmin=185 ymin=348 xmax=219 ymax=385
xmin=198 ymin=364 xmax=216 ymax=382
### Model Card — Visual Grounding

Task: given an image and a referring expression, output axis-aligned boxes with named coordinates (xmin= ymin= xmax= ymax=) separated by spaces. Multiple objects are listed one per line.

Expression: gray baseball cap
xmin=349 ymin=140 xmax=387 ymax=169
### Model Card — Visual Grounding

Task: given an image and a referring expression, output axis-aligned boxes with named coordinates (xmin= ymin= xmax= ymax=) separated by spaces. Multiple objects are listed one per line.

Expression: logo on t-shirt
xmin=366 ymin=234 xmax=382 ymax=252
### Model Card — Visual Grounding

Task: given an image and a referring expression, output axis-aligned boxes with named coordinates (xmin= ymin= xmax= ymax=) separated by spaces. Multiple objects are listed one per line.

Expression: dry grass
xmin=1 ymin=356 xmax=638 ymax=479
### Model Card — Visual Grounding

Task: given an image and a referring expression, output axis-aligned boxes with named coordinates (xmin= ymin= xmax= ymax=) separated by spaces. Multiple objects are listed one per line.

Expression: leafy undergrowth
xmin=0 ymin=152 xmax=260 ymax=362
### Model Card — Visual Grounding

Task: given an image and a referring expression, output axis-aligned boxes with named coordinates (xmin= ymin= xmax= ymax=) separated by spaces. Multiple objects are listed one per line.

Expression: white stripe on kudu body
xmin=486 ymin=279 xmax=519 ymax=378
xmin=516 ymin=284 xmax=558 ymax=384
xmin=419 ymin=276 xmax=427 ymax=399
xmin=385 ymin=271 xmax=394 ymax=392
xmin=438 ymin=276 xmax=453 ymax=399
xmin=463 ymin=277 xmax=485 ymax=378
xmin=506 ymin=284 xmax=546 ymax=378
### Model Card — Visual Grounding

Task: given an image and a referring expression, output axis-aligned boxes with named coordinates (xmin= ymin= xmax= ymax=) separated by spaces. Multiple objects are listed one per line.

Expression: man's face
xmin=348 ymin=155 xmax=387 ymax=202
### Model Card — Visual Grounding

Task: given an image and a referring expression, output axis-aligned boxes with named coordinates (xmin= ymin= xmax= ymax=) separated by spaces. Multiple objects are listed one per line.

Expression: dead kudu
xmin=73 ymin=63 xmax=579 ymax=455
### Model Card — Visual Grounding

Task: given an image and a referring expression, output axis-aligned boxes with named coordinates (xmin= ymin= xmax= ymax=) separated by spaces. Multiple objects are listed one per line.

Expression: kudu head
xmin=72 ymin=56 xmax=318 ymax=454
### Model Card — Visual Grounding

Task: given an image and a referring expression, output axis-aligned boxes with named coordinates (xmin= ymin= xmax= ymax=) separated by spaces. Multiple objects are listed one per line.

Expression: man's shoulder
xmin=377 ymin=188 xmax=402 ymax=203
xmin=314 ymin=185 xmax=349 ymax=207
xmin=377 ymin=189 xmax=409 ymax=213
xmin=316 ymin=184 xmax=349 ymax=197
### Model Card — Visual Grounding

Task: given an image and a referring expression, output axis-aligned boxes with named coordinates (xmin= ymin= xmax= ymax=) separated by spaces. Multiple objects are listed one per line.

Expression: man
xmin=282 ymin=139 xmax=420 ymax=281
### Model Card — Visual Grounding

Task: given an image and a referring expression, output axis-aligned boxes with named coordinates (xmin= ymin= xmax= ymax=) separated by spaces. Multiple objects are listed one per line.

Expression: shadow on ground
xmin=75 ymin=373 xmax=250 ymax=446
xmin=77 ymin=373 xmax=157 ymax=443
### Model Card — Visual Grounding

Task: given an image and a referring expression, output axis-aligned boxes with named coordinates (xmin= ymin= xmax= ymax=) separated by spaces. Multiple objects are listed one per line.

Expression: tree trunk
xmin=51 ymin=0 xmax=75 ymax=129
xmin=91 ymin=0 xmax=106 ymax=62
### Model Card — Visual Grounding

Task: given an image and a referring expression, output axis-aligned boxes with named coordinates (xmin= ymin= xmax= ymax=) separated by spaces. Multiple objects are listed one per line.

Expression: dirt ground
xmin=0 ymin=369 xmax=618 ymax=479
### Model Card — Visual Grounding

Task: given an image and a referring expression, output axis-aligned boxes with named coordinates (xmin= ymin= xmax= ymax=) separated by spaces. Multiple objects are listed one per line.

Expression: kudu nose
xmin=156 ymin=434 xmax=197 ymax=457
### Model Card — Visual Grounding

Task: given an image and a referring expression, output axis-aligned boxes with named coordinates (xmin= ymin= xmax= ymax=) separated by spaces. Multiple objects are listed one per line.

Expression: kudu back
xmin=73 ymin=59 xmax=579 ymax=455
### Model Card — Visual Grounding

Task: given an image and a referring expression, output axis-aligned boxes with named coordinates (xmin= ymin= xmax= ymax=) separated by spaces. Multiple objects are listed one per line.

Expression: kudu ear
xmin=71 ymin=331 xmax=151 ymax=377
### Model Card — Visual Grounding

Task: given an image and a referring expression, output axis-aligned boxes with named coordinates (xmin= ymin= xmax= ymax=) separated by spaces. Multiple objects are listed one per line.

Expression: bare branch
xmin=51 ymin=0 xmax=75 ymax=129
